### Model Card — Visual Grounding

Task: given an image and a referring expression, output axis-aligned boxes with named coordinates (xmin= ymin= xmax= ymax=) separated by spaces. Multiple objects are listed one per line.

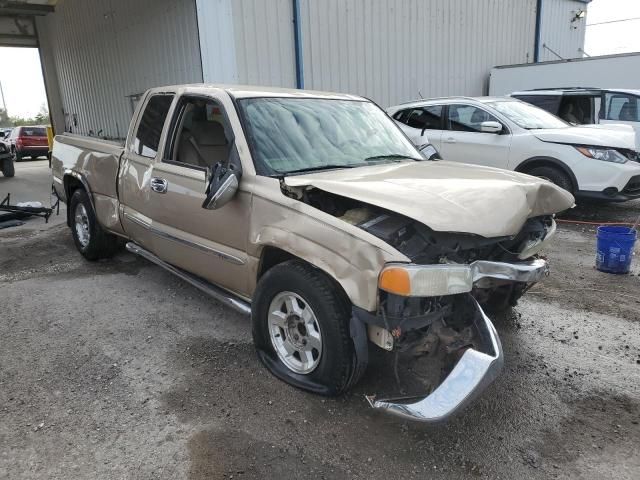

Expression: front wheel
xmin=252 ymin=260 xmax=362 ymax=396
xmin=527 ymin=166 xmax=573 ymax=194
xmin=69 ymin=189 xmax=119 ymax=260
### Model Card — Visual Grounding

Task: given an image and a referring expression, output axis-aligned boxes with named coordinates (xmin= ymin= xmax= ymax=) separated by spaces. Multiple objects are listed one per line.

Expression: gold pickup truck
xmin=51 ymin=85 xmax=574 ymax=422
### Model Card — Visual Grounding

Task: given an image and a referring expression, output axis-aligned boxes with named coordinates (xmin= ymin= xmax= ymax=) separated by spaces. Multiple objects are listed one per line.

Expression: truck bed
xmin=51 ymin=134 xmax=125 ymax=233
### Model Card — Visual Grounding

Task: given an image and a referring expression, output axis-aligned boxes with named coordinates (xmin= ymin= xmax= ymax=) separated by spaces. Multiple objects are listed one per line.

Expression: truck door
xmin=119 ymin=93 xmax=175 ymax=252
xmin=125 ymin=91 xmax=250 ymax=297
xmin=439 ymin=104 xmax=512 ymax=169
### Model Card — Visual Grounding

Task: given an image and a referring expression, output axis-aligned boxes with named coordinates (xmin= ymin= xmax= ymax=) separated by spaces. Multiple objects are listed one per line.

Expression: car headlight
xmin=575 ymin=146 xmax=628 ymax=164
xmin=517 ymin=219 xmax=557 ymax=259
xmin=379 ymin=264 xmax=473 ymax=297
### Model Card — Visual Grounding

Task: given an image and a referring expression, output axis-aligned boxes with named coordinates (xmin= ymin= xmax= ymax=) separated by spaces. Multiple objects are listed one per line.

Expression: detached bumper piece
xmin=365 ymin=259 xmax=548 ymax=423
xmin=366 ymin=299 xmax=502 ymax=423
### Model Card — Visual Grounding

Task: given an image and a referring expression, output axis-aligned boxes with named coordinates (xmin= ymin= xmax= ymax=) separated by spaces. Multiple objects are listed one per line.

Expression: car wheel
xmin=252 ymin=260 xmax=362 ymax=396
xmin=1 ymin=158 xmax=14 ymax=177
xmin=527 ymin=166 xmax=573 ymax=194
xmin=13 ymin=150 xmax=22 ymax=162
xmin=69 ymin=189 xmax=119 ymax=260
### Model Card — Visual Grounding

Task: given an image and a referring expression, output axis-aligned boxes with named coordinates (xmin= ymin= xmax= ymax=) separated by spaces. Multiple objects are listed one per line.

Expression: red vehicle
xmin=6 ymin=126 xmax=49 ymax=161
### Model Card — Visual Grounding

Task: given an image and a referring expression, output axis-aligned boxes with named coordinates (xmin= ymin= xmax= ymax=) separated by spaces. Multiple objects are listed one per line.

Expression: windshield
xmin=487 ymin=100 xmax=568 ymax=130
xmin=237 ymin=97 xmax=423 ymax=175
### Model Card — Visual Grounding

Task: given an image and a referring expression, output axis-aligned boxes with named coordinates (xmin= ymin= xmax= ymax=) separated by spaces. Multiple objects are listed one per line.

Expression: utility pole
xmin=0 ymin=80 xmax=8 ymax=126
xmin=0 ymin=79 xmax=6 ymax=113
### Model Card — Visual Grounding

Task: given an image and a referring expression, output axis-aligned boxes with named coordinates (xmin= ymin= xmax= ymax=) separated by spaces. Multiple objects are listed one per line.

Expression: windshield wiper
xmin=364 ymin=154 xmax=423 ymax=162
xmin=276 ymin=164 xmax=359 ymax=176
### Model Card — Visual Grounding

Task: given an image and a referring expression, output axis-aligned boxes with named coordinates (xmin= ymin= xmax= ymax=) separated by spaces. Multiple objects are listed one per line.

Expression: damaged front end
xmin=287 ymin=184 xmax=554 ymax=422
xmin=354 ymin=258 xmax=547 ymax=422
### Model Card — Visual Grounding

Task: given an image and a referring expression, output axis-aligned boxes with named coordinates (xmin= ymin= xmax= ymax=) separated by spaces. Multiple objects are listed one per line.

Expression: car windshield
xmin=237 ymin=97 xmax=423 ymax=176
xmin=487 ymin=100 xmax=568 ymax=130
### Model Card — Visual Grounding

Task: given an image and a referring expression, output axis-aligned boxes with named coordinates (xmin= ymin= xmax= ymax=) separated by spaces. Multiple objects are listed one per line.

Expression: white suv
xmin=387 ymin=97 xmax=640 ymax=202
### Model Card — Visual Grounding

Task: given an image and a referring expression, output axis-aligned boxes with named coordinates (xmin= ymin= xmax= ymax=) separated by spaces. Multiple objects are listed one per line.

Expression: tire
xmin=13 ymin=150 xmax=22 ymax=162
xmin=69 ymin=189 xmax=119 ymax=260
xmin=252 ymin=260 xmax=361 ymax=396
xmin=1 ymin=158 xmax=14 ymax=177
xmin=527 ymin=166 xmax=573 ymax=194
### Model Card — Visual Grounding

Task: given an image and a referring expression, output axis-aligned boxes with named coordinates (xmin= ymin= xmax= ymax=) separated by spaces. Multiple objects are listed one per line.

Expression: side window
xmin=133 ymin=94 xmax=174 ymax=158
xmin=514 ymin=95 xmax=561 ymax=115
xmin=165 ymin=96 xmax=230 ymax=170
xmin=447 ymin=104 xmax=500 ymax=132
xmin=393 ymin=109 xmax=411 ymax=124
xmin=395 ymin=106 xmax=443 ymax=130
xmin=605 ymin=93 xmax=639 ymax=121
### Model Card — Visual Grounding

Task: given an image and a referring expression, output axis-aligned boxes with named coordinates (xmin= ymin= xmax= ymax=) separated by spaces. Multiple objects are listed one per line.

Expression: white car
xmin=387 ymin=97 xmax=640 ymax=202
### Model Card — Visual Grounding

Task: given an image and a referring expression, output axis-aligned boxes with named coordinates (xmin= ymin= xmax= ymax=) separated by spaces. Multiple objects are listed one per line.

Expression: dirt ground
xmin=1 ymin=161 xmax=639 ymax=479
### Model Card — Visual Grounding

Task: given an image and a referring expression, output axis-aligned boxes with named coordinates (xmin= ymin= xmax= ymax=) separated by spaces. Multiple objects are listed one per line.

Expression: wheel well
xmin=516 ymin=157 xmax=578 ymax=192
xmin=257 ymin=247 xmax=297 ymax=280
xmin=63 ymin=175 xmax=85 ymax=226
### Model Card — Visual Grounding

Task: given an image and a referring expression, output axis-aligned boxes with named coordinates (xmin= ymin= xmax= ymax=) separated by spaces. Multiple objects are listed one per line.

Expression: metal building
xmin=1 ymin=0 xmax=590 ymax=139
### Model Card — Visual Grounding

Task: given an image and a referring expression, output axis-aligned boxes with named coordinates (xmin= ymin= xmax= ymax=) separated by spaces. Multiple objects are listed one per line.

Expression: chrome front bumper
xmin=366 ymin=299 xmax=502 ymax=422
xmin=366 ymin=259 xmax=548 ymax=423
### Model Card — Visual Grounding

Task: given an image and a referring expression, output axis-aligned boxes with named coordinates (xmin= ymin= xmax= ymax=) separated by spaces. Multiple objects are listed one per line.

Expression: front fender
xmin=252 ymin=225 xmax=391 ymax=311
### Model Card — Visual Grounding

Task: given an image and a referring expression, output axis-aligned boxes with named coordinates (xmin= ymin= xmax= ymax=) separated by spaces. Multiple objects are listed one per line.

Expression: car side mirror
xmin=419 ymin=143 xmax=441 ymax=160
xmin=202 ymin=162 xmax=239 ymax=210
xmin=479 ymin=121 xmax=503 ymax=134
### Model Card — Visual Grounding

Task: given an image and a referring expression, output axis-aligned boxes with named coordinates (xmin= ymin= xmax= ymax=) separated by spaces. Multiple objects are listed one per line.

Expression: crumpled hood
xmin=532 ymin=125 xmax=637 ymax=150
xmin=285 ymin=161 xmax=575 ymax=238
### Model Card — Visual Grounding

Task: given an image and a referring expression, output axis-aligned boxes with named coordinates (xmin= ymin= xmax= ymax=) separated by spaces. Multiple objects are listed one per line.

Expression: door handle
xmin=443 ymin=137 xmax=456 ymax=144
xmin=150 ymin=177 xmax=168 ymax=194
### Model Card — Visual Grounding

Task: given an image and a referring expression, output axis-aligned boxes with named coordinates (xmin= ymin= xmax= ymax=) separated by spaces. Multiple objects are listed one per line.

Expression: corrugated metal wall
xmin=539 ymin=0 xmax=587 ymax=61
xmin=299 ymin=0 xmax=537 ymax=107
xmin=230 ymin=0 xmax=296 ymax=87
xmin=37 ymin=0 xmax=203 ymax=139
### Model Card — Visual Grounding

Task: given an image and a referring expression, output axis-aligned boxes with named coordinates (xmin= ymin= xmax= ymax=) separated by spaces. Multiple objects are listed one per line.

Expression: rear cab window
xmin=132 ymin=94 xmax=174 ymax=158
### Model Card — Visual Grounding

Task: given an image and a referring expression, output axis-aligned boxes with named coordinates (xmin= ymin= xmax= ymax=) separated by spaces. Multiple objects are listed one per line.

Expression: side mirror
xmin=479 ymin=121 xmax=503 ymax=134
xmin=419 ymin=143 xmax=441 ymax=160
xmin=202 ymin=163 xmax=239 ymax=210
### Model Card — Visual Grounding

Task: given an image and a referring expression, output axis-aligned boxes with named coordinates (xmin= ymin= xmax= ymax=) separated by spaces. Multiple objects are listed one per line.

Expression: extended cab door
xmin=439 ymin=103 xmax=512 ymax=169
xmin=120 ymin=90 xmax=251 ymax=297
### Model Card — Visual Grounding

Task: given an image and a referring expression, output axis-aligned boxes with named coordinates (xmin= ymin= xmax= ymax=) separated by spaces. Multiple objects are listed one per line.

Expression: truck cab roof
xmin=146 ymin=83 xmax=367 ymax=102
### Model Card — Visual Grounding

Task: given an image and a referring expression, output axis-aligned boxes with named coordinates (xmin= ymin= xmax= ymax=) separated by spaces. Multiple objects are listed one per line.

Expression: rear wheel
xmin=527 ymin=166 xmax=573 ymax=194
xmin=252 ymin=260 xmax=363 ymax=396
xmin=12 ymin=150 xmax=22 ymax=162
xmin=1 ymin=158 xmax=14 ymax=177
xmin=69 ymin=189 xmax=119 ymax=260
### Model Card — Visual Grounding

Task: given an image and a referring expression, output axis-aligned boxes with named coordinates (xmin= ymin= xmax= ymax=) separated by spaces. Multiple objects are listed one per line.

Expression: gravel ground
xmin=1 ymin=162 xmax=639 ymax=479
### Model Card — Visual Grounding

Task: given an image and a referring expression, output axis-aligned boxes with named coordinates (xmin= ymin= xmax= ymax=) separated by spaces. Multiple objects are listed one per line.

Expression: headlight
xmin=379 ymin=264 xmax=472 ymax=297
xmin=517 ymin=219 xmax=557 ymax=259
xmin=575 ymin=146 xmax=628 ymax=164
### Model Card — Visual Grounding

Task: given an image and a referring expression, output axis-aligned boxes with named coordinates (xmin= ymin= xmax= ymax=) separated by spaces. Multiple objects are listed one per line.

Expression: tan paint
xmin=284 ymin=161 xmax=575 ymax=238
xmin=51 ymin=84 xmax=573 ymax=312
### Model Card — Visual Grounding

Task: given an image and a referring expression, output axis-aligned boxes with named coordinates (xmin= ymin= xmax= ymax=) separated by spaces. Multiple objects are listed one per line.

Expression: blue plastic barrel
xmin=595 ymin=226 xmax=637 ymax=274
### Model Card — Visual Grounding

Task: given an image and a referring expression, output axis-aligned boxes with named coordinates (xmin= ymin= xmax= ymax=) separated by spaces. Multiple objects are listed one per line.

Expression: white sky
xmin=0 ymin=0 xmax=637 ymax=118
xmin=0 ymin=47 xmax=47 ymax=118
xmin=584 ymin=0 xmax=640 ymax=56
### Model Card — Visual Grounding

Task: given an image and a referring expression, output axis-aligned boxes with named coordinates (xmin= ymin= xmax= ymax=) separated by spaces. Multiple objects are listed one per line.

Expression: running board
xmin=125 ymin=242 xmax=252 ymax=316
